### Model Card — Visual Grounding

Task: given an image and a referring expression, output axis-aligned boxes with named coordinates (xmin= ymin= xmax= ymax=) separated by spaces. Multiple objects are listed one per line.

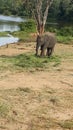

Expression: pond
xmin=0 ymin=22 xmax=20 ymax=32
xmin=0 ymin=15 xmax=24 ymax=46
xmin=0 ymin=35 xmax=19 ymax=46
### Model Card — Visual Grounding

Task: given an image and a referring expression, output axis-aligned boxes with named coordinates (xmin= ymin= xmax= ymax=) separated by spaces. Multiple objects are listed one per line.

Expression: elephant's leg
xmin=40 ymin=45 xmax=45 ymax=57
xmin=35 ymin=44 xmax=39 ymax=56
xmin=47 ymin=48 xmax=52 ymax=57
xmin=50 ymin=47 xmax=54 ymax=56
xmin=46 ymin=48 xmax=51 ymax=56
xmin=46 ymin=48 xmax=49 ymax=56
xmin=40 ymin=45 xmax=44 ymax=56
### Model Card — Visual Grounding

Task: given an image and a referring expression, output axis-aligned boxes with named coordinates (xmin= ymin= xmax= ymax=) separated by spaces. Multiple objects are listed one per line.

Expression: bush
xmin=46 ymin=25 xmax=73 ymax=36
xmin=19 ymin=19 xmax=36 ymax=33
xmin=57 ymin=27 xmax=73 ymax=36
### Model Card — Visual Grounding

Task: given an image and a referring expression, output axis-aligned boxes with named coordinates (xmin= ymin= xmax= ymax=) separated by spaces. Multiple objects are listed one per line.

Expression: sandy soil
xmin=0 ymin=42 xmax=73 ymax=130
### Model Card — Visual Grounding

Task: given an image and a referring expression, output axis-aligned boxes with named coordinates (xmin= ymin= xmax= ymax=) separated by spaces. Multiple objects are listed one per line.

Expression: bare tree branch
xmin=43 ymin=0 xmax=54 ymax=27
xmin=23 ymin=0 xmax=54 ymax=34
xmin=35 ymin=0 xmax=42 ymax=24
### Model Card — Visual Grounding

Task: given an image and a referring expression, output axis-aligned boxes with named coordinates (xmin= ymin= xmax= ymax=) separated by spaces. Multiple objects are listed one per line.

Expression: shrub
xmin=19 ymin=19 xmax=36 ymax=33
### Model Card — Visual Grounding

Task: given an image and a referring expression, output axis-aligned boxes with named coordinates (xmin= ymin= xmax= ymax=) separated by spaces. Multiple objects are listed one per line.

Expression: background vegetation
xmin=0 ymin=0 xmax=73 ymax=23
xmin=0 ymin=0 xmax=73 ymax=44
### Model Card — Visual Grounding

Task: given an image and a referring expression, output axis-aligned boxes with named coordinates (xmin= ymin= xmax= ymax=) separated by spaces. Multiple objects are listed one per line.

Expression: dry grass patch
xmin=0 ymin=86 xmax=73 ymax=130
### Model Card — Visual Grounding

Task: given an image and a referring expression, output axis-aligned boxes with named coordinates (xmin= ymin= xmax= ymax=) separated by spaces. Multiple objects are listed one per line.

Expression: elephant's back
xmin=44 ymin=33 xmax=56 ymax=44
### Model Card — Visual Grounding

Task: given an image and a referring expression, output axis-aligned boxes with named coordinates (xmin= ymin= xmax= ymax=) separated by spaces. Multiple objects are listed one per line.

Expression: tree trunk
xmin=37 ymin=23 xmax=44 ymax=35
xmin=25 ymin=0 xmax=54 ymax=35
xmin=35 ymin=0 xmax=54 ymax=35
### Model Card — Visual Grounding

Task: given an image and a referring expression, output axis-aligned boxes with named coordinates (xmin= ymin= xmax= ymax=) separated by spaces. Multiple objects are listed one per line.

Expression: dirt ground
xmin=0 ymin=42 xmax=73 ymax=130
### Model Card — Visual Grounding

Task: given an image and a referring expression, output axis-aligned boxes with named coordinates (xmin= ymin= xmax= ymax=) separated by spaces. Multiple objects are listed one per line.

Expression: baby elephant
xmin=36 ymin=33 xmax=56 ymax=57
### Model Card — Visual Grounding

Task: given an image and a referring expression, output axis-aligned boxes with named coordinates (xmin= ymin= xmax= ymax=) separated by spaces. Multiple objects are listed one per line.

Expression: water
xmin=0 ymin=15 xmax=24 ymax=22
xmin=0 ymin=15 xmax=24 ymax=32
xmin=0 ymin=15 xmax=24 ymax=46
xmin=0 ymin=36 xmax=19 ymax=46
xmin=0 ymin=22 xmax=20 ymax=32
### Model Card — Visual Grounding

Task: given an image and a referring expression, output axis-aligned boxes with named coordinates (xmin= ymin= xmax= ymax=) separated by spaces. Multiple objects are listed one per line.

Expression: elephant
xmin=36 ymin=33 xmax=56 ymax=57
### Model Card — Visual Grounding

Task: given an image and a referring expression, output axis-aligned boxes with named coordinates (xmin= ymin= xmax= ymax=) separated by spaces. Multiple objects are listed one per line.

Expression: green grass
xmin=57 ymin=35 xmax=73 ymax=44
xmin=12 ymin=31 xmax=36 ymax=42
xmin=0 ymin=54 xmax=61 ymax=72
xmin=0 ymin=32 xmax=8 ymax=37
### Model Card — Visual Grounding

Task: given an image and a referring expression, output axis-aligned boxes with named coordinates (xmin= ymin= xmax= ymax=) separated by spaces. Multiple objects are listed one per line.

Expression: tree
xmin=47 ymin=0 xmax=60 ymax=20
xmin=57 ymin=0 xmax=73 ymax=22
xmin=24 ymin=0 xmax=54 ymax=34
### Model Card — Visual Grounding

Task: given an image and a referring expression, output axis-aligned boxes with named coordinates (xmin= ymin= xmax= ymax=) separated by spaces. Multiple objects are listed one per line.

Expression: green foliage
xmin=57 ymin=35 xmax=73 ymax=44
xmin=0 ymin=0 xmax=25 ymax=16
xmin=57 ymin=27 xmax=73 ymax=36
xmin=47 ymin=0 xmax=60 ymax=20
xmin=0 ymin=0 xmax=73 ymax=23
xmin=57 ymin=0 xmax=73 ymax=22
xmin=12 ymin=19 xmax=37 ymax=42
xmin=19 ymin=19 xmax=36 ymax=32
